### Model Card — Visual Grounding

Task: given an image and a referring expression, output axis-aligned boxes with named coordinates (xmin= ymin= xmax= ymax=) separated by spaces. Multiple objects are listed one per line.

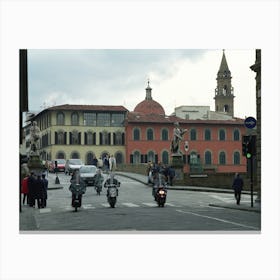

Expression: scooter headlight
xmin=159 ymin=190 xmax=165 ymax=195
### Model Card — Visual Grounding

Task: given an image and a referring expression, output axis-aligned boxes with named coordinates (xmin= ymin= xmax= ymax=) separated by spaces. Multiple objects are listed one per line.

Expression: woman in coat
xmin=21 ymin=175 xmax=29 ymax=205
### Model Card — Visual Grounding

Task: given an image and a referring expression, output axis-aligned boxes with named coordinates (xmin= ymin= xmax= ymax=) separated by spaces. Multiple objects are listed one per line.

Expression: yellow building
xmin=26 ymin=104 xmax=128 ymax=164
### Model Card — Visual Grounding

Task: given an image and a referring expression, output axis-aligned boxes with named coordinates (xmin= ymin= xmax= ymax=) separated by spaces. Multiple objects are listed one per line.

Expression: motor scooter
xmin=104 ymin=174 xmax=120 ymax=208
xmin=93 ymin=169 xmax=104 ymax=195
xmin=69 ymin=174 xmax=86 ymax=212
xmin=153 ymin=173 xmax=167 ymax=207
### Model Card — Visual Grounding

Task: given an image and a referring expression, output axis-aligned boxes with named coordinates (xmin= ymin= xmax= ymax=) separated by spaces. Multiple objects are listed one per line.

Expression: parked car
xmin=49 ymin=159 xmax=66 ymax=173
xmin=65 ymin=159 xmax=84 ymax=175
xmin=79 ymin=165 xmax=99 ymax=186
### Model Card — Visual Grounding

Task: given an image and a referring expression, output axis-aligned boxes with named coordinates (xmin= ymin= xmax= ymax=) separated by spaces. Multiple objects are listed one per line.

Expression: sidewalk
xmin=116 ymin=171 xmax=261 ymax=213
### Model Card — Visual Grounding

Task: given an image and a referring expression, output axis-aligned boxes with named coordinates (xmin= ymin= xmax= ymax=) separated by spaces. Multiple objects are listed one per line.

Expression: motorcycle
xmin=153 ymin=173 xmax=168 ymax=207
xmin=104 ymin=174 xmax=120 ymax=208
xmin=69 ymin=174 xmax=86 ymax=212
xmin=93 ymin=169 xmax=104 ymax=195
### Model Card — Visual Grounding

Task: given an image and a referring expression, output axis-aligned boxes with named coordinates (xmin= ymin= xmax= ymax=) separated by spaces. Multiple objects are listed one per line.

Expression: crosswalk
xmin=39 ymin=201 xmax=182 ymax=213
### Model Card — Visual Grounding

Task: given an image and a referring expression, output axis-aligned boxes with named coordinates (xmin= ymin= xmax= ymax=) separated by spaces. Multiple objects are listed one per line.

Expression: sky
xmin=27 ymin=49 xmax=256 ymax=119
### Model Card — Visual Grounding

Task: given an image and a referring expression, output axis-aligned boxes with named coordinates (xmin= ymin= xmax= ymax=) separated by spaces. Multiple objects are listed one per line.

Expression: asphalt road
xmin=20 ymin=173 xmax=261 ymax=232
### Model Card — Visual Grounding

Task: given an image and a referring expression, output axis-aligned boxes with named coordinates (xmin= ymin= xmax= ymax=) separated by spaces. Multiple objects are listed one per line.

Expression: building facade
xmin=24 ymin=104 xmax=128 ymax=164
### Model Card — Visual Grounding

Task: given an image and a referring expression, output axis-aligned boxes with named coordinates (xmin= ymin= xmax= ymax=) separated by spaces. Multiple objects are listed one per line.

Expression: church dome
xmin=133 ymin=82 xmax=165 ymax=116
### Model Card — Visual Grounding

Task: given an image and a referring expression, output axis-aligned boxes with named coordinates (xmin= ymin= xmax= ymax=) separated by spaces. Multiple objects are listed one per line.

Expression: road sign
xmin=184 ymin=141 xmax=189 ymax=152
xmin=244 ymin=117 xmax=257 ymax=129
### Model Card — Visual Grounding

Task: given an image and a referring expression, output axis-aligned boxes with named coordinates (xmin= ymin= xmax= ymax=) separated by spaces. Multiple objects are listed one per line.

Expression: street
xmin=20 ymin=172 xmax=261 ymax=231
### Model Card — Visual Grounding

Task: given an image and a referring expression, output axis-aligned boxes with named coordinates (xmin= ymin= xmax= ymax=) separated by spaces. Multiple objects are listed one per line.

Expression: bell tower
xmin=214 ymin=50 xmax=235 ymax=117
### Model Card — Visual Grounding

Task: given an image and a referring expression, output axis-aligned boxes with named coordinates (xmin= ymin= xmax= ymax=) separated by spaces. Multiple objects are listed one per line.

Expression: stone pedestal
xmin=27 ymin=155 xmax=44 ymax=175
xmin=171 ymin=153 xmax=184 ymax=184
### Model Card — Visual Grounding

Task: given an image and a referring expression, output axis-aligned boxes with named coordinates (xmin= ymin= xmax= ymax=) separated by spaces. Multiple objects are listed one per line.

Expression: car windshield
xmin=69 ymin=159 xmax=83 ymax=165
xmin=56 ymin=159 xmax=66 ymax=164
xmin=80 ymin=166 xmax=96 ymax=174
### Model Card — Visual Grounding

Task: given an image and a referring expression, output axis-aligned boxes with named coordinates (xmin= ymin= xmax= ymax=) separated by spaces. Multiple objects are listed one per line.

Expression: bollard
xmin=55 ymin=174 xmax=60 ymax=184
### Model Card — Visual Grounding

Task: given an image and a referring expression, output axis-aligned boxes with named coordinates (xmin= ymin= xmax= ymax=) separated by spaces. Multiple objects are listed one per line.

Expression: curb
xmin=208 ymin=203 xmax=261 ymax=213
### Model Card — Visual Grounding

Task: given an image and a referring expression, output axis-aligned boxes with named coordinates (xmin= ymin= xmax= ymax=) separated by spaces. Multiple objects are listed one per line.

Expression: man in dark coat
xmin=41 ymin=173 xmax=48 ymax=208
xmin=35 ymin=174 xmax=45 ymax=209
xmin=27 ymin=172 xmax=36 ymax=207
xmin=232 ymin=173 xmax=244 ymax=205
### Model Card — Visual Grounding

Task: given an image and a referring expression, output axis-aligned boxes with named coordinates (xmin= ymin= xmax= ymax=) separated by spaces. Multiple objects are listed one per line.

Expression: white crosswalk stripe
xmin=142 ymin=202 xmax=157 ymax=207
xmin=121 ymin=202 xmax=140 ymax=207
xmin=82 ymin=204 xmax=96 ymax=209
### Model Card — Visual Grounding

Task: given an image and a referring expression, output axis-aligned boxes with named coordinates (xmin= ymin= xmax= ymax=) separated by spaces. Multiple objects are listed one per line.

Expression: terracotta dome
xmin=133 ymin=82 xmax=165 ymax=115
xmin=134 ymin=99 xmax=165 ymax=115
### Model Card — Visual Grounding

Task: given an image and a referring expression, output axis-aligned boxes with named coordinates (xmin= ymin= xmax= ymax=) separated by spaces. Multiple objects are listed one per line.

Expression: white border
xmin=1 ymin=1 xmax=280 ymax=280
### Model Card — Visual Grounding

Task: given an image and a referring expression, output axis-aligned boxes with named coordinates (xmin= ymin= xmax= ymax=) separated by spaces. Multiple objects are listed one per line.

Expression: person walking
xmin=232 ymin=173 xmax=244 ymax=205
xmin=109 ymin=154 xmax=117 ymax=172
xmin=103 ymin=154 xmax=110 ymax=172
xmin=35 ymin=174 xmax=45 ymax=209
xmin=21 ymin=174 xmax=29 ymax=205
xmin=28 ymin=172 xmax=36 ymax=207
xmin=41 ymin=173 xmax=48 ymax=208
xmin=168 ymin=166 xmax=175 ymax=186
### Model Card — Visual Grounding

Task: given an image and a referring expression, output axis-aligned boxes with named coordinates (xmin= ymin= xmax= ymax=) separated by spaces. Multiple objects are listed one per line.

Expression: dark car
xmin=49 ymin=159 xmax=66 ymax=172
xmin=79 ymin=165 xmax=99 ymax=186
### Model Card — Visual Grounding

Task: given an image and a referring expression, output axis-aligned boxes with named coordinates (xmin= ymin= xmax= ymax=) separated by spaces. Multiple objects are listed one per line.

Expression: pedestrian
xmin=92 ymin=156 xmax=98 ymax=167
xmin=232 ymin=173 xmax=244 ymax=205
xmin=168 ymin=166 xmax=175 ymax=186
xmin=97 ymin=157 xmax=103 ymax=169
xmin=146 ymin=161 xmax=153 ymax=184
xmin=28 ymin=172 xmax=36 ymax=207
xmin=109 ymin=154 xmax=117 ymax=172
xmin=35 ymin=174 xmax=45 ymax=209
xmin=103 ymin=154 xmax=110 ymax=172
xmin=21 ymin=174 xmax=29 ymax=205
xmin=41 ymin=173 xmax=48 ymax=208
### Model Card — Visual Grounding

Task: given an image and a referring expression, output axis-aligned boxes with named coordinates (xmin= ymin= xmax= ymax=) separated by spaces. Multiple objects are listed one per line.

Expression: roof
xmin=133 ymin=99 xmax=165 ymax=116
xmin=48 ymin=104 xmax=128 ymax=112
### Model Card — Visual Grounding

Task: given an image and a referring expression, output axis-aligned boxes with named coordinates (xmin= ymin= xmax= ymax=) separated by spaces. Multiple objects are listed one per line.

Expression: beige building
xmin=23 ymin=104 xmax=128 ymax=164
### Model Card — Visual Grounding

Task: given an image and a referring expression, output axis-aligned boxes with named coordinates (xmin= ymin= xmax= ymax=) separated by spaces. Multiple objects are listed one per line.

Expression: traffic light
xmin=242 ymin=135 xmax=256 ymax=159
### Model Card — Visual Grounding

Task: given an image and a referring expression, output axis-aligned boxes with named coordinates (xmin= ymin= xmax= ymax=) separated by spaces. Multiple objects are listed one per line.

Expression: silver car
xmin=65 ymin=159 xmax=84 ymax=175
xmin=79 ymin=165 xmax=98 ymax=186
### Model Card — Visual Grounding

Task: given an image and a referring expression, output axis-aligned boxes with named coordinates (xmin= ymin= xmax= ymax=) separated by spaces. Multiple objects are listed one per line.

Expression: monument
xmin=27 ymin=121 xmax=44 ymax=174
xmin=170 ymin=122 xmax=187 ymax=182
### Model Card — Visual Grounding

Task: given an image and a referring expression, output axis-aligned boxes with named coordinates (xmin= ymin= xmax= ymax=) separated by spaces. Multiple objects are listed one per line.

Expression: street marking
xmin=39 ymin=208 xmax=51 ymax=213
xmin=101 ymin=203 xmax=109 ymax=207
xmin=142 ymin=202 xmax=157 ymax=207
xmin=82 ymin=204 xmax=96 ymax=209
xmin=176 ymin=209 xmax=259 ymax=230
xmin=165 ymin=202 xmax=177 ymax=207
xmin=210 ymin=194 xmax=234 ymax=203
xmin=121 ymin=202 xmax=140 ymax=207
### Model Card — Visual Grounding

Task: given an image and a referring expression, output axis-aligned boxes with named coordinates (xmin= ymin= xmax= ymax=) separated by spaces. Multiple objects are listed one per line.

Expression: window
xmin=161 ymin=129 xmax=169 ymax=141
xmin=219 ymin=129 xmax=226 ymax=141
xmin=190 ymin=129 xmax=197 ymax=141
xmin=219 ymin=151 xmax=226 ymax=165
xmin=147 ymin=151 xmax=155 ymax=162
xmin=57 ymin=112 xmax=65 ymax=125
xmin=71 ymin=112 xmax=79 ymax=125
xmin=56 ymin=151 xmax=65 ymax=159
xmin=97 ymin=113 xmax=111 ymax=126
xmin=133 ymin=151 xmax=141 ymax=164
xmin=162 ymin=151 xmax=169 ymax=164
xmin=71 ymin=152 xmax=80 ymax=159
xmin=115 ymin=152 xmax=124 ymax=164
xmin=233 ymin=129 xmax=240 ymax=141
xmin=85 ymin=131 xmax=96 ymax=145
xmin=114 ymin=131 xmax=123 ymax=145
xmin=100 ymin=131 xmax=110 ymax=145
xmin=205 ymin=151 xmax=212 ymax=165
xmin=57 ymin=131 xmax=65 ymax=144
xmin=147 ymin=128 xmax=154 ymax=141
xmin=70 ymin=130 xmax=81 ymax=145
xmin=234 ymin=151 xmax=240 ymax=165
xmin=133 ymin=128 xmax=140 ymax=141
xmin=86 ymin=152 xmax=95 ymax=165
xmin=204 ymin=129 xmax=211 ymax=141
xmin=84 ymin=113 xmax=97 ymax=126
xmin=111 ymin=113 xmax=125 ymax=127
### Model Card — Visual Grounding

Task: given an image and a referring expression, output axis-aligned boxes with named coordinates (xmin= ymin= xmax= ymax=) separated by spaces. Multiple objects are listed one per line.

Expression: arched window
xmin=133 ymin=151 xmax=140 ymax=164
xmin=190 ymin=129 xmax=197 ymax=141
xmin=233 ymin=129 xmax=240 ymax=141
xmin=234 ymin=151 xmax=241 ymax=165
xmin=86 ymin=152 xmax=95 ymax=165
xmin=224 ymin=105 xmax=229 ymax=112
xmin=114 ymin=131 xmax=123 ymax=145
xmin=147 ymin=128 xmax=154 ymax=141
xmin=161 ymin=129 xmax=169 ymax=141
xmin=71 ymin=112 xmax=79 ymax=126
xmin=147 ymin=151 xmax=155 ymax=162
xmin=56 ymin=151 xmax=65 ymax=159
xmin=115 ymin=152 xmax=123 ymax=164
xmin=57 ymin=112 xmax=65 ymax=125
xmin=204 ymin=129 xmax=211 ymax=141
xmin=205 ymin=151 xmax=212 ymax=165
xmin=219 ymin=129 xmax=226 ymax=141
xmin=133 ymin=128 xmax=140 ymax=141
xmin=71 ymin=152 xmax=80 ymax=159
xmin=100 ymin=131 xmax=110 ymax=145
xmin=162 ymin=151 xmax=169 ymax=164
xmin=70 ymin=130 xmax=81 ymax=145
xmin=219 ymin=151 xmax=226 ymax=165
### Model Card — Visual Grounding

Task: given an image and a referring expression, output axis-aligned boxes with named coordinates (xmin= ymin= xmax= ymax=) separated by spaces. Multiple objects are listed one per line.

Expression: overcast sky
xmin=27 ymin=49 xmax=256 ymax=119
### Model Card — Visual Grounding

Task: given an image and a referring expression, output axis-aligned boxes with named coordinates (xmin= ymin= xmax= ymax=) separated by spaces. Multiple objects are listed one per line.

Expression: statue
xmin=171 ymin=122 xmax=187 ymax=154
xmin=30 ymin=121 xmax=40 ymax=155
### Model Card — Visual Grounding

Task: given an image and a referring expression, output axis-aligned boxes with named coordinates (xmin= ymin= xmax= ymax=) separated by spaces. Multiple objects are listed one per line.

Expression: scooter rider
xmin=152 ymin=167 xmax=167 ymax=199
xmin=104 ymin=173 xmax=120 ymax=197
xmin=69 ymin=170 xmax=86 ymax=207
